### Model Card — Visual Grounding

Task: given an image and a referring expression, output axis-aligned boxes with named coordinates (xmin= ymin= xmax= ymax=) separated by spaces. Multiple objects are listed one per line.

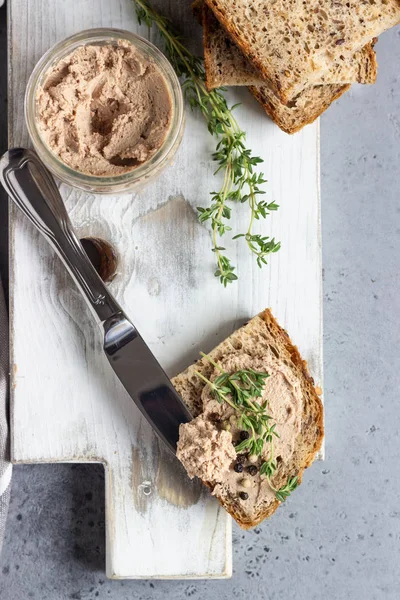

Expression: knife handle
xmin=0 ymin=148 xmax=122 ymax=323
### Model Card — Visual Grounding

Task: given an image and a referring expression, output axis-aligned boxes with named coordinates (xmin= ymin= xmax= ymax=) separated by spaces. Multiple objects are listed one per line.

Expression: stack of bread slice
xmin=194 ymin=0 xmax=400 ymax=133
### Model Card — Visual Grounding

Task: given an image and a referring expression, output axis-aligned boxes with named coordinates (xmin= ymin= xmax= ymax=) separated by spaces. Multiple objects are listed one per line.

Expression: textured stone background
xmin=0 ymin=5 xmax=399 ymax=599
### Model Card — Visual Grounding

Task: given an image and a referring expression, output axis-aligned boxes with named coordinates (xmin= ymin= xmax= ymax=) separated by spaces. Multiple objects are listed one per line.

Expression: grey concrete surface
xmin=0 ymin=6 xmax=400 ymax=599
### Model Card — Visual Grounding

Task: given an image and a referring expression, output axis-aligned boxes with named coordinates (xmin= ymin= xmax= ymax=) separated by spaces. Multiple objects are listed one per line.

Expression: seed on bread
xmin=241 ymin=478 xmax=252 ymax=488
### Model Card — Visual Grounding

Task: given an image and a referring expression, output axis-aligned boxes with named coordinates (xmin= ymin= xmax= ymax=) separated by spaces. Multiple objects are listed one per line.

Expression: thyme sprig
xmin=133 ymin=0 xmax=280 ymax=285
xmin=195 ymin=352 xmax=273 ymax=454
xmin=274 ymin=476 xmax=299 ymax=502
xmin=196 ymin=353 xmax=298 ymax=501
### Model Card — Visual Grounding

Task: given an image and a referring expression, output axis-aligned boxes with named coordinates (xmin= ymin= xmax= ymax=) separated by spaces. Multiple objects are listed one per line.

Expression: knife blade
xmin=0 ymin=148 xmax=192 ymax=453
xmin=103 ymin=312 xmax=192 ymax=451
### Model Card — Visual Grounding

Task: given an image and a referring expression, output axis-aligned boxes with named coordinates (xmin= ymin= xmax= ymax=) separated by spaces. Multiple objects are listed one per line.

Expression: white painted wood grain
xmin=9 ymin=0 xmax=323 ymax=579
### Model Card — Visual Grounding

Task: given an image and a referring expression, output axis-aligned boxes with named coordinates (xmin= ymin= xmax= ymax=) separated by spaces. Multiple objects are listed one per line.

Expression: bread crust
xmin=249 ymin=83 xmax=350 ymax=134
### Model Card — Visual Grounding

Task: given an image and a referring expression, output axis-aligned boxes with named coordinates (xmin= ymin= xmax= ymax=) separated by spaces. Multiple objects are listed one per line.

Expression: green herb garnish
xmin=195 ymin=353 xmax=273 ymax=454
xmin=196 ymin=353 xmax=298 ymax=501
xmin=132 ymin=0 xmax=280 ymax=285
xmin=274 ymin=476 xmax=299 ymax=502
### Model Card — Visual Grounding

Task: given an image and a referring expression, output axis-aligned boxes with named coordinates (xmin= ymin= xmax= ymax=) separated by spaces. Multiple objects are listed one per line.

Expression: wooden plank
xmin=8 ymin=0 xmax=322 ymax=579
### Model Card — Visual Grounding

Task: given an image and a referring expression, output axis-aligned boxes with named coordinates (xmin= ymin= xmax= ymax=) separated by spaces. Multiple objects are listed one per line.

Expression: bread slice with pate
xmin=202 ymin=3 xmax=378 ymax=90
xmin=173 ymin=309 xmax=324 ymax=529
xmin=204 ymin=0 xmax=399 ymax=103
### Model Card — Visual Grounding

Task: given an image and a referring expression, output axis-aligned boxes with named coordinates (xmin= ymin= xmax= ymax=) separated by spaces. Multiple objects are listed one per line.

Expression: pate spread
xmin=176 ymin=352 xmax=303 ymax=520
xmin=177 ymin=417 xmax=236 ymax=481
xmin=37 ymin=41 xmax=172 ymax=176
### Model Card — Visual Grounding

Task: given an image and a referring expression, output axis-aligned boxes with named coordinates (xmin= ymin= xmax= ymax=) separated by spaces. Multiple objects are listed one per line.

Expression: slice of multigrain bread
xmin=202 ymin=4 xmax=378 ymax=90
xmin=205 ymin=0 xmax=399 ymax=102
xmin=172 ymin=309 xmax=324 ymax=529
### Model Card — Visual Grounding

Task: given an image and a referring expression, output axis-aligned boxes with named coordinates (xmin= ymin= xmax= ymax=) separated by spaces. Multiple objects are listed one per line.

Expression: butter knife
xmin=0 ymin=148 xmax=192 ymax=453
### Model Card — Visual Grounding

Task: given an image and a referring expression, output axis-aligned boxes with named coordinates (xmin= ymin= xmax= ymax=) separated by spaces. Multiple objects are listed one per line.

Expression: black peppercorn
xmin=236 ymin=453 xmax=247 ymax=464
xmin=240 ymin=430 xmax=250 ymax=441
xmin=233 ymin=462 xmax=244 ymax=473
xmin=247 ymin=465 xmax=258 ymax=476
xmin=239 ymin=491 xmax=249 ymax=500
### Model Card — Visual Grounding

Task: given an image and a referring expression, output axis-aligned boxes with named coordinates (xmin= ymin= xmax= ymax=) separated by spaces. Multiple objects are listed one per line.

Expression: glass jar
xmin=25 ymin=28 xmax=185 ymax=194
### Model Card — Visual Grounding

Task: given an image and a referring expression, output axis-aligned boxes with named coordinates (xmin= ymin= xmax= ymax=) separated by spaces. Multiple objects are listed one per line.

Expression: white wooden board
xmin=8 ymin=0 xmax=323 ymax=579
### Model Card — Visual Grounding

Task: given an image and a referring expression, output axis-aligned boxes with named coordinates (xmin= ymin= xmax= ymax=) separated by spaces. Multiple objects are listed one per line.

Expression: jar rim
xmin=24 ymin=27 xmax=185 ymax=193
